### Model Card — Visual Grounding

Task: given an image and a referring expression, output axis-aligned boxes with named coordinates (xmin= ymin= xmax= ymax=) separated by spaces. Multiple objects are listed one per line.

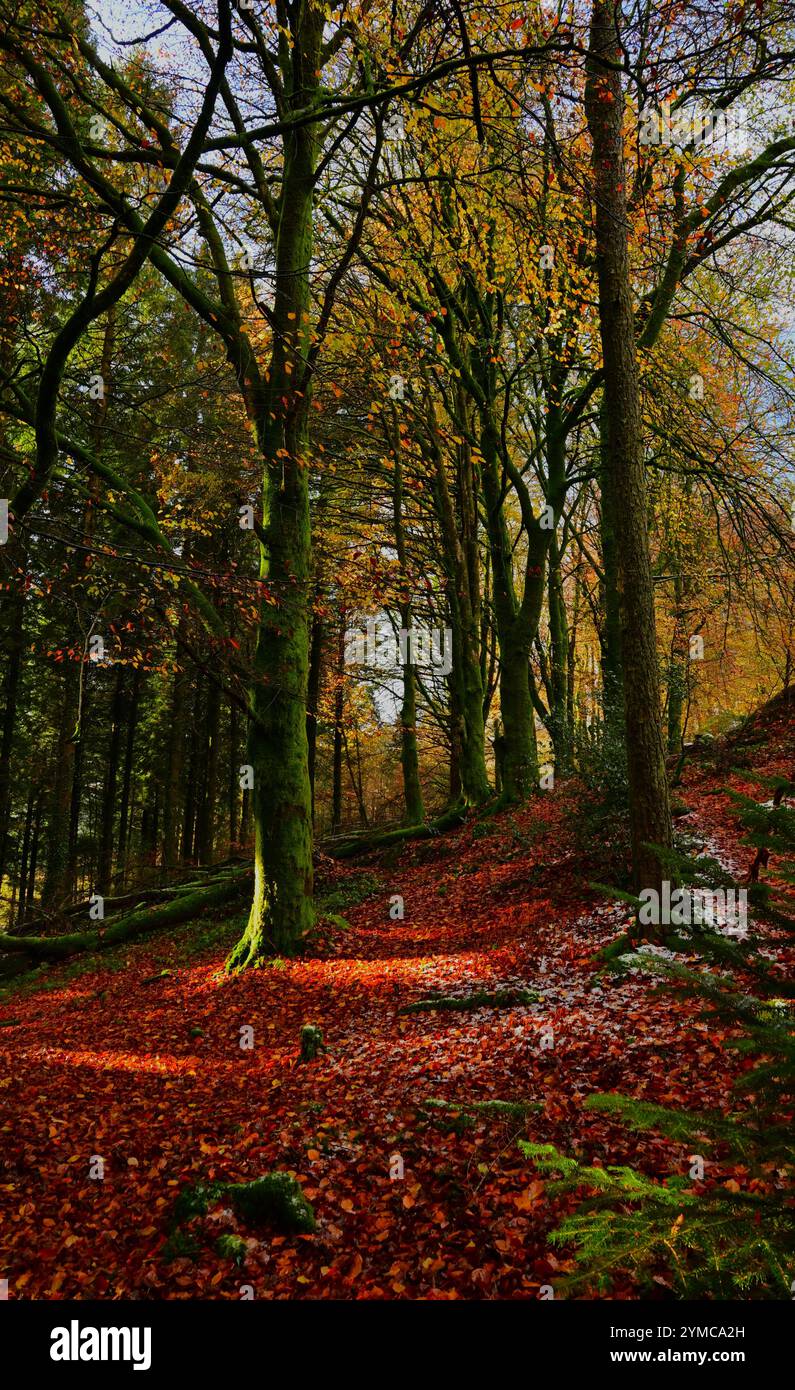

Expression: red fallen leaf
xmin=3 ymin=738 xmax=789 ymax=1302
xmin=514 ymin=1180 xmax=545 ymax=1211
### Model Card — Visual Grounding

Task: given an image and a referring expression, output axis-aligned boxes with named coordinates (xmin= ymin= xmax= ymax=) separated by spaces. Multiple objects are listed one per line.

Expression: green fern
xmin=522 ymin=781 xmax=795 ymax=1297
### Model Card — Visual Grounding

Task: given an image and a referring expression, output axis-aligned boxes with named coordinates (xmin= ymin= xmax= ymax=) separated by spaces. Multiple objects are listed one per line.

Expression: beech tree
xmin=1 ymin=0 xmax=794 ymax=955
xmin=585 ymin=0 xmax=674 ymax=896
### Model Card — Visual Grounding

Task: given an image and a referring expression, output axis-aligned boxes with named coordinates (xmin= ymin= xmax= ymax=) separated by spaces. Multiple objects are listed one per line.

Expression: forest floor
xmin=1 ymin=694 xmax=793 ymax=1300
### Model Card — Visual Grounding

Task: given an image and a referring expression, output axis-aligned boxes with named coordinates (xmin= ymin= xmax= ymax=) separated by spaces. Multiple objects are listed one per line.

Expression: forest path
xmin=0 ymin=736 xmax=790 ymax=1299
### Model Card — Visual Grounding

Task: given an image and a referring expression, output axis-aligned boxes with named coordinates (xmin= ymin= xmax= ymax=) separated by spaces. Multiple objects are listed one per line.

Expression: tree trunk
xmin=41 ymin=662 xmax=80 ymax=909
xmin=0 ymin=538 xmax=25 ymax=891
xmin=496 ymin=632 xmax=538 ymax=799
xmin=26 ymin=793 xmax=43 ymax=920
xmin=227 ymin=8 xmax=324 ymax=965
xmin=345 ymin=727 xmax=369 ymax=828
xmin=117 ymin=668 xmax=141 ymax=886
xmin=585 ymin=0 xmax=673 ymax=905
xmin=181 ymin=680 xmax=201 ymax=865
xmin=98 ymin=665 xmax=125 ymax=892
xmin=399 ymin=616 xmax=424 ymax=824
xmin=666 ymin=659 xmax=685 ymax=755
xmin=331 ymin=612 xmax=345 ymax=833
xmin=239 ymin=706 xmax=251 ymax=847
xmin=195 ymin=675 xmax=220 ymax=865
xmin=16 ymin=789 xmax=34 ymax=926
xmin=163 ymin=649 xmax=189 ymax=869
xmin=0 ymin=871 xmax=250 ymax=961
xmin=430 ymin=403 xmax=491 ymax=806
xmin=598 ymin=394 xmax=624 ymax=733
xmin=140 ymin=785 xmax=158 ymax=865
xmin=306 ymin=600 xmax=324 ymax=821
xmin=391 ymin=440 xmax=424 ymax=824
xmin=228 ymin=698 xmax=240 ymax=850
xmin=479 ymin=421 xmax=542 ymax=800
xmin=68 ymin=677 xmax=86 ymax=898
xmin=455 ymin=402 xmax=491 ymax=803
xmin=448 ymin=698 xmax=463 ymax=805
xmin=666 ymin=565 xmax=689 ymax=755
xmin=548 ymin=530 xmax=571 ymax=773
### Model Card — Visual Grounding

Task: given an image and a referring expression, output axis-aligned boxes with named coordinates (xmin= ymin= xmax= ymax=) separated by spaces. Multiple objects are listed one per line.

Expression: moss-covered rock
xmin=171 ymin=1171 xmax=317 ymax=1244
xmin=162 ymin=1228 xmax=202 ymax=1263
xmin=227 ymin=1173 xmax=317 ymax=1233
xmin=401 ymin=987 xmax=538 ymax=1014
xmin=216 ymin=1233 xmax=248 ymax=1265
xmin=171 ymin=1180 xmax=221 ymax=1226
xmin=299 ymin=1023 xmax=325 ymax=1061
xmin=424 ymin=1097 xmax=541 ymax=1121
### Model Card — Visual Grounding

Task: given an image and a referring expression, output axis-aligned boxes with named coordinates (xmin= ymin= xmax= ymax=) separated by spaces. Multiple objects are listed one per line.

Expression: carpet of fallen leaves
xmin=1 ymin=695 xmax=793 ymax=1300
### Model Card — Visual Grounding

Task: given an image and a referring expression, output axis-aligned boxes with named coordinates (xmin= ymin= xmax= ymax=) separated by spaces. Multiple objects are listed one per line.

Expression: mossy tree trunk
xmin=331 ymin=611 xmax=345 ymax=833
xmin=306 ymin=600 xmax=324 ymax=822
xmin=398 ymin=632 xmax=424 ymax=825
xmin=391 ymin=429 xmax=424 ymax=824
xmin=29 ymin=796 xmax=43 ymax=917
xmin=163 ymin=535 xmax=193 ymax=869
xmin=448 ymin=681 xmax=464 ymax=806
xmin=471 ymin=328 xmax=569 ymax=801
xmin=664 ymin=552 xmax=691 ymax=755
xmin=0 ymin=871 xmax=249 ymax=961
xmin=666 ymin=567 xmax=687 ymax=757
xmin=597 ymin=394 xmax=624 ymax=736
xmin=479 ymin=416 xmax=545 ymax=800
xmin=426 ymin=394 xmax=491 ymax=806
xmin=16 ymin=789 xmax=34 ymax=924
xmin=585 ymin=0 xmax=673 ymax=906
xmin=666 ymin=657 xmax=685 ymax=754
xmin=227 ymin=8 xmax=324 ymax=966
xmin=547 ymin=529 xmax=572 ymax=773
xmin=0 ymin=535 xmax=25 ymax=891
